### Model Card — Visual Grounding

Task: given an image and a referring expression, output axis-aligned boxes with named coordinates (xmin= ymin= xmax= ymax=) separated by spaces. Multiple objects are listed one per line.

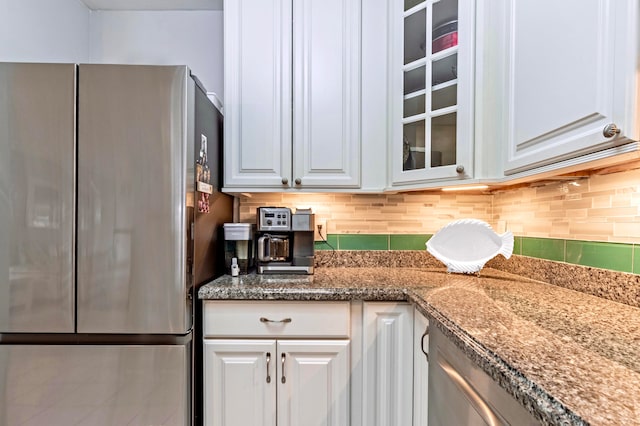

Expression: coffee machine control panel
xmin=257 ymin=207 xmax=291 ymax=231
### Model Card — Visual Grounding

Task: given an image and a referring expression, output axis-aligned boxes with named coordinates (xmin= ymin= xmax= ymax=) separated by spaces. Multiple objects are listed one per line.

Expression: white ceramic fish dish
xmin=426 ymin=219 xmax=513 ymax=274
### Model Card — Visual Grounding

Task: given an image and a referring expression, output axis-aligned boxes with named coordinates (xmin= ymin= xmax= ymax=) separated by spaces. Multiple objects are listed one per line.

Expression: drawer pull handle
xmin=438 ymin=356 xmax=506 ymax=426
xmin=421 ymin=325 xmax=429 ymax=362
xmin=260 ymin=317 xmax=292 ymax=324
xmin=281 ymin=353 xmax=287 ymax=384
xmin=266 ymin=352 xmax=271 ymax=383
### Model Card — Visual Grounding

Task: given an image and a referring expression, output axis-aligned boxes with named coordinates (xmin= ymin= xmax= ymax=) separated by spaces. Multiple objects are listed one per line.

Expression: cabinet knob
xmin=603 ymin=123 xmax=621 ymax=138
xmin=294 ymin=178 xmax=302 ymax=185
xmin=281 ymin=177 xmax=289 ymax=185
xmin=455 ymin=165 xmax=465 ymax=174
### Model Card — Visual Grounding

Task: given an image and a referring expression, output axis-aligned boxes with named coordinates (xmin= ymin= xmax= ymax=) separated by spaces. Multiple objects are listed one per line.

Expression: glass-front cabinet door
xmin=390 ymin=0 xmax=474 ymax=186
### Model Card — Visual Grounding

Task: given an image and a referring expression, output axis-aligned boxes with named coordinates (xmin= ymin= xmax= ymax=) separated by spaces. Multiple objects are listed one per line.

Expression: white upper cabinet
xmin=223 ymin=0 xmax=361 ymax=191
xmin=389 ymin=0 xmax=475 ymax=188
xmin=503 ymin=0 xmax=640 ymax=176
xmin=223 ymin=0 xmax=292 ymax=189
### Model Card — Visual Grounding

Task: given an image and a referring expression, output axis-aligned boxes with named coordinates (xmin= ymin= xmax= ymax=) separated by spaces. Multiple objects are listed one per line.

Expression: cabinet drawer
xmin=203 ymin=301 xmax=350 ymax=338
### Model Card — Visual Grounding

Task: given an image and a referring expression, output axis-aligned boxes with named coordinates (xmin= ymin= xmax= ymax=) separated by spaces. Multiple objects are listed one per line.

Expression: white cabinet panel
xmin=504 ymin=0 xmax=639 ymax=175
xmin=361 ymin=302 xmax=413 ymax=426
xmin=292 ymin=0 xmax=361 ymax=188
xmin=204 ymin=339 xmax=277 ymax=426
xmin=223 ymin=0 xmax=292 ymax=187
xmin=277 ymin=340 xmax=350 ymax=426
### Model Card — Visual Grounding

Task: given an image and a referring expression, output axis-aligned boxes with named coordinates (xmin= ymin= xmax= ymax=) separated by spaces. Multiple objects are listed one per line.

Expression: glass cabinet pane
xmin=404 ymin=94 xmax=426 ymax=118
xmin=433 ymin=0 xmax=458 ymax=39
xmin=403 ymin=121 xmax=426 ymax=171
xmin=431 ymin=113 xmax=457 ymax=167
xmin=404 ymin=8 xmax=426 ymax=64
xmin=432 ymin=53 xmax=457 ymax=86
xmin=404 ymin=65 xmax=425 ymax=94
xmin=404 ymin=0 xmax=424 ymax=11
xmin=432 ymin=84 xmax=457 ymax=110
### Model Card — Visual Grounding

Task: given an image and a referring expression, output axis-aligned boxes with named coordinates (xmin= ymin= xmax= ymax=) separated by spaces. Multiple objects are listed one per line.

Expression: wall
xmin=236 ymin=167 xmax=640 ymax=273
xmin=88 ymin=10 xmax=224 ymax=98
xmin=0 ymin=0 xmax=90 ymax=62
xmin=0 ymin=3 xmax=224 ymax=100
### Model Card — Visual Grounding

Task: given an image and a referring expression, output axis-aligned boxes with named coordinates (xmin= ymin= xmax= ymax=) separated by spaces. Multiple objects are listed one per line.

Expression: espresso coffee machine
xmin=256 ymin=207 xmax=315 ymax=274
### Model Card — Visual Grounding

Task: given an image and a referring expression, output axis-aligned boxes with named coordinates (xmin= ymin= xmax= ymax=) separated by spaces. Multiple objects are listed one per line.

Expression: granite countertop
xmin=199 ymin=267 xmax=640 ymax=426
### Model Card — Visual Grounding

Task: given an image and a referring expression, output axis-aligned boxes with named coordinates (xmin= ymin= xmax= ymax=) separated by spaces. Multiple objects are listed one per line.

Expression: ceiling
xmin=80 ymin=0 xmax=222 ymax=10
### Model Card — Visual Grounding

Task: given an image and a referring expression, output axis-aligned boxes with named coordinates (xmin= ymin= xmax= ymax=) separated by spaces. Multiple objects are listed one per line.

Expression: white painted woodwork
xmin=223 ymin=0 xmax=361 ymax=190
xmin=413 ymin=309 xmax=429 ymax=426
xmin=504 ymin=0 xmax=639 ymax=175
xmin=204 ymin=339 xmax=277 ymax=426
xmin=223 ymin=0 xmax=292 ymax=187
xmin=389 ymin=0 xmax=475 ymax=186
xmin=292 ymin=0 xmax=361 ymax=188
xmin=349 ymin=301 xmax=364 ymax=426
xmin=360 ymin=0 xmax=391 ymax=191
xmin=203 ymin=301 xmax=350 ymax=338
xmin=361 ymin=302 xmax=414 ymax=426
xmin=277 ymin=340 xmax=351 ymax=426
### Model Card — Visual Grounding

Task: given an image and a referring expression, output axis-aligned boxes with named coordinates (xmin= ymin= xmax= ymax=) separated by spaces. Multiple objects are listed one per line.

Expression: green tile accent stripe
xmin=521 ymin=237 xmax=565 ymax=262
xmin=315 ymin=235 xmax=338 ymax=251
xmin=390 ymin=234 xmax=432 ymax=250
xmin=513 ymin=236 xmax=522 ymax=255
xmin=566 ymin=240 xmax=633 ymax=273
xmin=317 ymin=234 xmax=640 ymax=275
xmin=338 ymin=234 xmax=388 ymax=250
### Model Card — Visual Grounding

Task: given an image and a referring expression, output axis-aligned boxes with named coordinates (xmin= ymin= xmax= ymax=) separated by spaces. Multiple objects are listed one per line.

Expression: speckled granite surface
xmin=315 ymin=250 xmax=640 ymax=308
xmin=199 ymin=266 xmax=640 ymax=426
xmin=487 ymin=254 xmax=640 ymax=308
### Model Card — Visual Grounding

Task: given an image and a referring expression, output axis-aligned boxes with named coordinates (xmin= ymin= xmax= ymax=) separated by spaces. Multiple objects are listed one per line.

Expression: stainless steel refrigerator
xmin=0 ymin=63 xmax=232 ymax=425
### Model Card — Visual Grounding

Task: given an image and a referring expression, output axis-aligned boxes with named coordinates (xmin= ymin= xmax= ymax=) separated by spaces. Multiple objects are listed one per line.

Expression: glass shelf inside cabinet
xmin=401 ymin=0 xmax=459 ymax=173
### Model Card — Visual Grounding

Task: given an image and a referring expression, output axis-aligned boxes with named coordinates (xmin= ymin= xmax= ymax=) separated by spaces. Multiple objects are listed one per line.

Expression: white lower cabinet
xmin=204 ymin=300 xmax=432 ymax=426
xmin=203 ymin=301 xmax=351 ymax=426
xmin=204 ymin=339 xmax=349 ymax=426
xmin=360 ymin=302 xmax=414 ymax=426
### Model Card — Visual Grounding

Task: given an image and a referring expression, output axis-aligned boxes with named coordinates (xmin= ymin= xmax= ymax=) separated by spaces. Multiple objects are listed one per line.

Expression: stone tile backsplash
xmin=238 ymin=168 xmax=640 ymax=241
xmin=236 ymin=167 xmax=640 ymax=275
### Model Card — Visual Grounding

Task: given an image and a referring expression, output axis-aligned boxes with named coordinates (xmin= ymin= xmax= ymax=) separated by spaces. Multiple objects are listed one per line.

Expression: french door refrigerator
xmin=0 ymin=63 xmax=232 ymax=425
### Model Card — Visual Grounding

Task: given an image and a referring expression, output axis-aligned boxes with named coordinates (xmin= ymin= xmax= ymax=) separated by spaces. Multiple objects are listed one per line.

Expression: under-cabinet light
xmin=441 ymin=185 xmax=489 ymax=192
